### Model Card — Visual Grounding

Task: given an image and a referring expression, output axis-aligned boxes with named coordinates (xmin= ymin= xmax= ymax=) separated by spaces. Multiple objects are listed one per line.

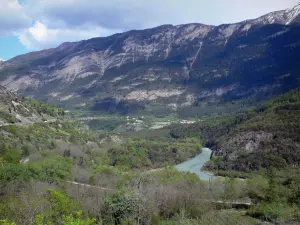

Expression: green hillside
xmin=207 ymin=88 xmax=300 ymax=172
xmin=1 ymin=86 xmax=300 ymax=224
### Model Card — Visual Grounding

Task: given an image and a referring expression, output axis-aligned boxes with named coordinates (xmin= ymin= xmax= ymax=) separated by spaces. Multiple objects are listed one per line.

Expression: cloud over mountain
xmin=1 ymin=0 xmax=299 ymax=50
xmin=0 ymin=0 xmax=31 ymax=36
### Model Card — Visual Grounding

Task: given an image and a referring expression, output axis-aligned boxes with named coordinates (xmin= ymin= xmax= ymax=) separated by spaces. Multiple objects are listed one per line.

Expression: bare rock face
xmin=217 ymin=131 xmax=274 ymax=160
xmin=245 ymin=3 xmax=300 ymax=25
xmin=1 ymin=4 xmax=300 ymax=115
xmin=0 ymin=86 xmax=46 ymax=125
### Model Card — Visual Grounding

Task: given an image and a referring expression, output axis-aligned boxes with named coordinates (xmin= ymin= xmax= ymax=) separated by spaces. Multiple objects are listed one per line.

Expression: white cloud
xmin=0 ymin=0 xmax=32 ymax=36
xmin=28 ymin=21 xmax=48 ymax=42
xmin=0 ymin=58 xmax=5 ymax=62
xmin=26 ymin=0 xmax=300 ymax=29
xmin=19 ymin=21 xmax=120 ymax=49
xmin=2 ymin=0 xmax=300 ymax=50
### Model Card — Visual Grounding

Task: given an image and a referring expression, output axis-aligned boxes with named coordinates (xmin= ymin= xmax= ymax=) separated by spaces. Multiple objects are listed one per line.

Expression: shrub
xmin=246 ymin=176 xmax=269 ymax=201
xmin=0 ymin=220 xmax=16 ymax=225
xmin=61 ymin=211 xmax=96 ymax=225
xmin=104 ymin=190 xmax=140 ymax=224
xmin=247 ymin=203 xmax=293 ymax=222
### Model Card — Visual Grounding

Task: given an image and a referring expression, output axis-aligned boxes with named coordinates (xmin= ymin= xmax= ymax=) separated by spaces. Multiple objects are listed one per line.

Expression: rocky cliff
xmin=206 ymin=88 xmax=300 ymax=172
xmin=1 ymin=4 xmax=300 ymax=116
xmin=0 ymin=85 xmax=64 ymax=125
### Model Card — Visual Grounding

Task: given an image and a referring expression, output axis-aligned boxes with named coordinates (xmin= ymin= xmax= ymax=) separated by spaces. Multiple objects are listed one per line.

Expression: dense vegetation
xmin=0 ymin=121 xmax=99 ymax=160
xmin=205 ymin=88 xmax=300 ymax=172
xmin=24 ymin=98 xmax=65 ymax=118
xmin=168 ymin=88 xmax=300 ymax=173
xmin=85 ymin=118 xmax=127 ymax=132
xmin=1 ymin=88 xmax=300 ymax=224
xmin=107 ymin=138 xmax=201 ymax=169
xmin=165 ymin=89 xmax=300 ymax=223
xmin=169 ymin=116 xmax=239 ymax=147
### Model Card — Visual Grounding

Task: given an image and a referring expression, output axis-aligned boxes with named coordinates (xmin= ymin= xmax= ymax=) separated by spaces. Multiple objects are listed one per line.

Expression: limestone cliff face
xmin=1 ymin=4 xmax=300 ymax=115
xmin=0 ymin=86 xmax=59 ymax=125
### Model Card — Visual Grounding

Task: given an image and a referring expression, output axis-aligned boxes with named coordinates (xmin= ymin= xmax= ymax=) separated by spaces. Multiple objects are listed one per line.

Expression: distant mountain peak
xmin=294 ymin=2 xmax=300 ymax=8
xmin=287 ymin=2 xmax=300 ymax=24
xmin=245 ymin=2 xmax=300 ymax=25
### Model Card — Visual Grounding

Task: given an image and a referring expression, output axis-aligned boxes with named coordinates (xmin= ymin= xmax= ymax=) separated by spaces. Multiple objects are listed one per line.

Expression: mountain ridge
xmin=1 ymin=4 xmax=300 ymax=116
xmin=242 ymin=2 xmax=300 ymax=25
xmin=4 ymin=3 xmax=300 ymax=65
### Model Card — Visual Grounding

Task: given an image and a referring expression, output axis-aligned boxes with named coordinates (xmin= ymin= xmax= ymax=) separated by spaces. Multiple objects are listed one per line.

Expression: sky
xmin=0 ymin=0 xmax=299 ymax=60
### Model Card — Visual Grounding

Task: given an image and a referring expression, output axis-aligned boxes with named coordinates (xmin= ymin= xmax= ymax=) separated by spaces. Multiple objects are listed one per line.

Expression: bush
xmin=0 ymin=154 xmax=73 ymax=184
xmin=104 ymin=190 xmax=141 ymax=224
xmin=246 ymin=176 xmax=269 ymax=201
xmin=108 ymin=139 xmax=201 ymax=169
xmin=61 ymin=211 xmax=96 ymax=225
xmin=247 ymin=203 xmax=295 ymax=222
xmin=0 ymin=220 xmax=16 ymax=225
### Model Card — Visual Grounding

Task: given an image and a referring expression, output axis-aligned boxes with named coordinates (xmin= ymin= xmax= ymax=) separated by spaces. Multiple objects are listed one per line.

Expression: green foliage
xmin=0 ymin=120 xmax=99 ymax=158
xmin=0 ymin=153 xmax=73 ymax=183
xmin=90 ymin=151 xmax=110 ymax=167
xmin=0 ymin=111 xmax=19 ymax=124
xmin=61 ymin=211 xmax=96 ymax=225
xmin=1 ymin=90 xmax=300 ymax=225
xmin=85 ymin=118 xmax=127 ymax=132
xmin=12 ymin=190 xmax=78 ymax=225
xmin=108 ymin=139 xmax=201 ymax=169
xmin=247 ymin=203 xmax=297 ymax=222
xmin=243 ymin=168 xmax=300 ymax=223
xmin=221 ymin=178 xmax=247 ymax=200
xmin=156 ymin=167 xmax=201 ymax=185
xmin=158 ymin=210 xmax=259 ymax=225
xmin=206 ymin=169 xmax=255 ymax=179
xmin=246 ymin=176 xmax=269 ymax=201
xmin=0 ymin=220 xmax=16 ymax=225
xmin=25 ymin=98 xmax=65 ymax=117
xmin=0 ymin=163 xmax=30 ymax=183
xmin=206 ymin=88 xmax=300 ymax=172
xmin=104 ymin=190 xmax=140 ymax=224
xmin=169 ymin=115 xmax=245 ymax=143
xmin=45 ymin=189 xmax=79 ymax=221
xmin=34 ymin=215 xmax=51 ymax=225
xmin=0 ymin=144 xmax=21 ymax=164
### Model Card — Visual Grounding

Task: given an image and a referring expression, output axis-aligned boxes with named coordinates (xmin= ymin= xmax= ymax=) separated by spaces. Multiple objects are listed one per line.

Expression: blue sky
xmin=0 ymin=36 xmax=27 ymax=60
xmin=0 ymin=0 xmax=299 ymax=61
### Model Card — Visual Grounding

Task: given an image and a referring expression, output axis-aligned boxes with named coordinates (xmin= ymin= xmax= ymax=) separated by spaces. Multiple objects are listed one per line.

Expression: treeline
xmin=25 ymin=98 xmax=65 ymax=117
xmin=169 ymin=113 xmax=253 ymax=149
xmin=107 ymin=138 xmax=202 ymax=169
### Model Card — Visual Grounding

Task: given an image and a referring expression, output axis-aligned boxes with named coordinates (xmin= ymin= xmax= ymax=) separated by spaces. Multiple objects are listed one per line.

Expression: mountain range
xmin=1 ymin=3 xmax=300 ymax=116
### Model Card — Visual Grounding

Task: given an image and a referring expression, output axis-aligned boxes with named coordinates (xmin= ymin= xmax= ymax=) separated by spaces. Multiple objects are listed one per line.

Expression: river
xmin=175 ymin=148 xmax=215 ymax=181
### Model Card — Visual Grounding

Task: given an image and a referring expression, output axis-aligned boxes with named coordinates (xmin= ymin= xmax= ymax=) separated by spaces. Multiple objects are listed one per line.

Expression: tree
xmin=62 ymin=211 xmax=96 ymax=225
xmin=0 ymin=220 xmax=16 ymax=225
xmin=63 ymin=149 xmax=71 ymax=158
xmin=34 ymin=211 xmax=95 ymax=225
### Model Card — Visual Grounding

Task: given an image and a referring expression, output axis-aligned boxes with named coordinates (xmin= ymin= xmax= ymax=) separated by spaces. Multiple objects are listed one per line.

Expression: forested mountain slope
xmin=208 ymin=88 xmax=300 ymax=172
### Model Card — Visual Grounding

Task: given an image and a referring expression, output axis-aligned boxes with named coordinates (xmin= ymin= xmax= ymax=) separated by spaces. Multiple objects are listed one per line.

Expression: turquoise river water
xmin=175 ymin=148 xmax=215 ymax=181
